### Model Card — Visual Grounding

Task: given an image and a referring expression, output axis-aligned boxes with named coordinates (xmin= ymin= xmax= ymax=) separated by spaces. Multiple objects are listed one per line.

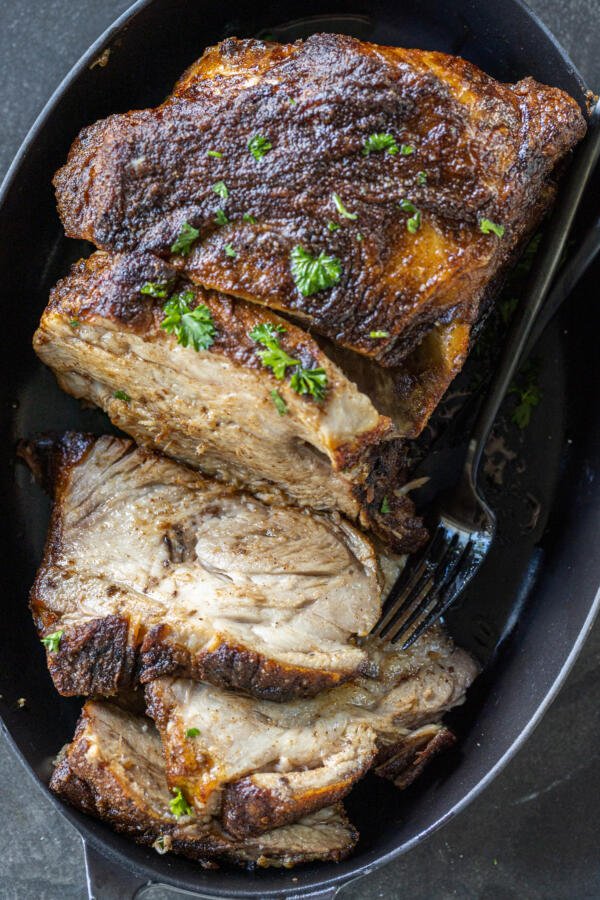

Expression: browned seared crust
xmin=374 ymin=724 xmax=456 ymax=788
xmin=36 ymin=250 xmax=426 ymax=552
xmin=50 ymin=701 xmax=358 ymax=868
xmin=54 ymin=34 xmax=586 ymax=365
xmin=28 ymin=432 xmax=383 ymax=701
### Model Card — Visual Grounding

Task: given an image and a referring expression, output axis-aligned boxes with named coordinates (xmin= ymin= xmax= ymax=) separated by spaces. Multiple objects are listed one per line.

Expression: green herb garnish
xmin=380 ymin=496 xmax=391 ymax=514
xmin=369 ymin=330 xmax=390 ymax=339
xmin=225 ymin=243 xmax=237 ymax=258
xmin=407 ymin=210 xmax=421 ymax=234
xmin=400 ymin=144 xmax=415 ymax=155
xmin=480 ymin=218 xmax=505 ymax=238
xmin=162 ymin=291 xmax=216 ymax=351
xmin=243 ymin=212 xmax=257 ymax=224
xmin=270 ymin=389 xmax=288 ymax=415
xmin=362 ymin=133 xmax=398 ymax=156
xmin=332 ymin=193 xmax=357 ymax=220
xmin=290 ymin=246 xmax=342 ymax=297
xmin=417 ymin=170 xmax=427 ymax=185
xmin=69 ymin=319 xmax=80 ymax=328
xmin=171 ymin=221 xmax=200 ymax=256
xmin=212 ymin=181 xmax=229 ymax=200
xmin=249 ymin=323 xmax=299 ymax=379
xmin=399 ymin=199 xmax=417 ymax=213
xmin=185 ymin=727 xmax=200 ymax=738
xmin=510 ymin=366 xmax=541 ymax=429
xmin=169 ymin=788 xmax=192 ymax=818
xmin=113 ymin=390 xmax=131 ymax=402
xmin=140 ymin=281 xmax=170 ymax=299
xmin=290 ymin=367 xmax=327 ymax=402
xmin=206 ymin=150 xmax=223 ymax=158
xmin=248 ymin=134 xmax=273 ymax=161
xmin=41 ymin=630 xmax=63 ymax=653
xmin=327 ymin=221 xmax=340 ymax=232
xmin=356 ymin=233 xmax=363 ymax=242
xmin=214 ymin=208 xmax=229 ymax=226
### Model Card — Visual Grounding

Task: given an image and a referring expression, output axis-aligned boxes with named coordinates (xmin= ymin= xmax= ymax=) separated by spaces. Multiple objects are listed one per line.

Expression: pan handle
xmin=83 ymin=839 xmax=367 ymax=899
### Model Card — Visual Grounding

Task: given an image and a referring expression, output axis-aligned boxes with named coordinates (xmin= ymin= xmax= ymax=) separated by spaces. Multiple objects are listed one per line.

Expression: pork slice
xmin=53 ymin=34 xmax=585 ymax=364
xmin=34 ymin=250 xmax=426 ymax=552
xmin=27 ymin=432 xmax=384 ymax=701
xmin=50 ymin=700 xmax=357 ymax=868
xmin=145 ymin=628 xmax=478 ymax=836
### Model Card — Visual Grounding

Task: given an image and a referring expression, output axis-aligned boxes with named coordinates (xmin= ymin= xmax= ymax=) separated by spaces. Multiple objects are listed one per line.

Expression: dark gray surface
xmin=0 ymin=1 xmax=598 ymax=898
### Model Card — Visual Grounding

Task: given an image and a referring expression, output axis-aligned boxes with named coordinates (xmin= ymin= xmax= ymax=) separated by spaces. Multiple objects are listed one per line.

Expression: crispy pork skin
xmin=50 ymin=700 xmax=357 ymax=868
xmin=146 ymin=629 xmax=478 ymax=836
xmin=28 ymin=433 xmax=385 ymax=701
xmin=54 ymin=34 xmax=585 ymax=365
xmin=33 ymin=250 xmax=426 ymax=552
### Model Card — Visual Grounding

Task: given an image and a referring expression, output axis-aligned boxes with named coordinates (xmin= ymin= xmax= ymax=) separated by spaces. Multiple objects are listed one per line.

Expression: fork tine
xmin=378 ymin=531 xmax=465 ymax=640
xmin=394 ymin=541 xmax=477 ymax=648
xmin=385 ymin=535 xmax=471 ymax=644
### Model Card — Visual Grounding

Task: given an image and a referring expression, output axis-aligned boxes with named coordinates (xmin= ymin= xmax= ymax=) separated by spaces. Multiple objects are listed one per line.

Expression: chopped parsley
xmin=510 ymin=365 xmax=542 ymax=429
xmin=243 ymin=212 xmax=257 ymax=224
xmin=185 ymin=727 xmax=200 ymax=738
xmin=249 ymin=323 xmax=299 ymax=379
xmin=370 ymin=330 xmax=390 ymax=339
xmin=270 ymin=389 xmax=288 ymax=415
xmin=171 ymin=221 xmax=200 ymax=256
xmin=214 ymin=208 xmax=229 ymax=226
xmin=380 ymin=496 xmax=391 ymax=514
xmin=41 ymin=630 xmax=63 ymax=653
xmin=480 ymin=218 xmax=505 ymax=238
xmin=69 ymin=318 xmax=80 ymax=328
xmin=287 ymin=96 xmax=297 ymax=106
xmin=290 ymin=246 xmax=342 ymax=297
xmin=399 ymin=199 xmax=417 ymax=214
xmin=290 ymin=367 xmax=327 ymax=402
xmin=400 ymin=144 xmax=415 ymax=155
xmin=224 ymin=243 xmax=237 ymax=258
xmin=417 ymin=170 xmax=427 ymax=185
xmin=356 ymin=233 xmax=363 ymax=242
xmin=140 ymin=281 xmax=170 ymax=299
xmin=248 ymin=134 xmax=272 ymax=161
xmin=206 ymin=150 xmax=223 ymax=158
xmin=407 ymin=210 xmax=422 ymax=234
xmin=162 ymin=291 xmax=216 ymax=351
xmin=332 ymin=193 xmax=357 ymax=220
xmin=113 ymin=390 xmax=131 ymax=402
xmin=169 ymin=787 xmax=192 ymax=818
xmin=212 ymin=181 xmax=229 ymax=200
xmin=362 ymin=133 xmax=398 ymax=156
xmin=327 ymin=221 xmax=340 ymax=232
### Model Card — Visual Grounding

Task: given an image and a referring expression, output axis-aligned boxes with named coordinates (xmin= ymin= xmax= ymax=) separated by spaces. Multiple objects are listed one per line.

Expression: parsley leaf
xmin=113 ymin=390 xmax=131 ymax=402
xmin=69 ymin=318 xmax=80 ymax=328
xmin=224 ymin=243 xmax=237 ymax=258
xmin=243 ymin=212 xmax=257 ymax=224
xmin=332 ymin=193 xmax=357 ymax=220
xmin=212 ymin=181 xmax=229 ymax=200
xmin=169 ymin=787 xmax=192 ymax=818
xmin=369 ymin=330 xmax=390 ymax=339
xmin=509 ymin=366 xmax=542 ymax=429
xmin=327 ymin=221 xmax=340 ymax=232
xmin=185 ymin=727 xmax=200 ymax=738
xmin=290 ymin=246 xmax=342 ymax=297
xmin=171 ymin=222 xmax=200 ymax=256
xmin=407 ymin=210 xmax=421 ymax=234
xmin=400 ymin=144 xmax=415 ymax=155
xmin=41 ymin=630 xmax=63 ymax=653
xmin=250 ymin=324 xmax=299 ymax=379
xmin=162 ymin=291 xmax=216 ymax=351
xmin=380 ymin=496 xmax=391 ymax=514
xmin=214 ymin=208 xmax=229 ymax=226
xmin=206 ymin=150 xmax=222 ymax=158
xmin=249 ymin=322 xmax=286 ymax=344
xmin=290 ymin=367 xmax=327 ymax=402
xmin=417 ymin=170 xmax=427 ymax=185
xmin=140 ymin=281 xmax=170 ymax=299
xmin=356 ymin=232 xmax=363 ymax=242
xmin=362 ymin=133 xmax=398 ymax=156
xmin=248 ymin=134 xmax=272 ymax=161
xmin=399 ymin=199 xmax=417 ymax=213
xmin=480 ymin=218 xmax=505 ymax=238
xmin=271 ymin=389 xmax=288 ymax=415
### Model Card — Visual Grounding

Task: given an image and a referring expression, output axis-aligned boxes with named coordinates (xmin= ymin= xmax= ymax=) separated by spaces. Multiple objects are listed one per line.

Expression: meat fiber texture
xmin=145 ymin=627 xmax=478 ymax=835
xmin=54 ymin=34 xmax=586 ymax=365
xmin=50 ymin=700 xmax=358 ymax=868
xmin=27 ymin=432 xmax=390 ymax=701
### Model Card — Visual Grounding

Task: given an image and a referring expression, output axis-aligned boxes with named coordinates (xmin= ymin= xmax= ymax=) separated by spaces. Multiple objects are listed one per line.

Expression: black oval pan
xmin=0 ymin=1 xmax=599 ymax=897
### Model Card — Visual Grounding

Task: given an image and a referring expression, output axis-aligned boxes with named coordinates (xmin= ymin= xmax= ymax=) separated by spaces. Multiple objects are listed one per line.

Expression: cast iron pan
xmin=1 ymin=1 xmax=599 ymax=897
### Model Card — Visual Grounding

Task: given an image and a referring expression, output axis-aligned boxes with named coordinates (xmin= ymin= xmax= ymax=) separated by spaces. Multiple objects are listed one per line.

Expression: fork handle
xmin=466 ymin=102 xmax=600 ymax=480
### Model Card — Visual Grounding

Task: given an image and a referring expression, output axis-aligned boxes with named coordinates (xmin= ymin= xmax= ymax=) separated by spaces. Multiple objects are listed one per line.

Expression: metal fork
xmin=373 ymin=102 xmax=600 ymax=649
